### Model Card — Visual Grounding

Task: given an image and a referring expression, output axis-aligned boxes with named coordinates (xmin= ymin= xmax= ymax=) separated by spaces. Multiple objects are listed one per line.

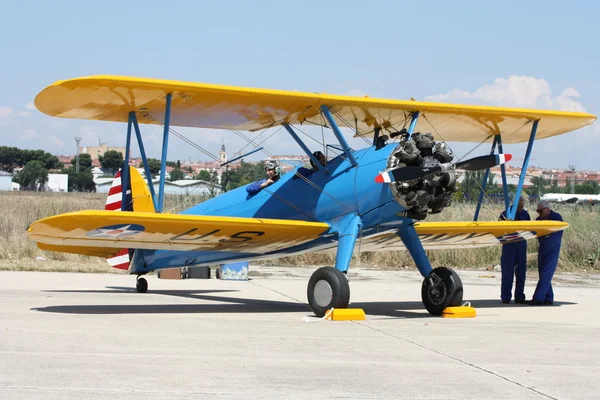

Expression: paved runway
xmin=1 ymin=267 xmax=599 ymax=399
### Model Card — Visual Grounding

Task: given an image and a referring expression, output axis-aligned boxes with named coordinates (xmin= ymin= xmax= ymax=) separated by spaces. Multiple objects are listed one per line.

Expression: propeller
xmin=375 ymin=154 xmax=512 ymax=183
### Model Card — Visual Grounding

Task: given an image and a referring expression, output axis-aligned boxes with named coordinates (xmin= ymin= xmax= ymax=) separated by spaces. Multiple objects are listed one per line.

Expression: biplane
xmin=540 ymin=193 xmax=600 ymax=205
xmin=26 ymin=76 xmax=596 ymax=317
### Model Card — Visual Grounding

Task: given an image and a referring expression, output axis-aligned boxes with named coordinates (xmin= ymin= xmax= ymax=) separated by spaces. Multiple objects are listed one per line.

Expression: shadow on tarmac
xmin=33 ymin=286 xmax=576 ymax=319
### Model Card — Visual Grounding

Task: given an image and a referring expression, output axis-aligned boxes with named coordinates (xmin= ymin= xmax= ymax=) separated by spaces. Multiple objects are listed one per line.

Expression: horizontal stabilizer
xmin=37 ymin=243 xmax=121 ymax=258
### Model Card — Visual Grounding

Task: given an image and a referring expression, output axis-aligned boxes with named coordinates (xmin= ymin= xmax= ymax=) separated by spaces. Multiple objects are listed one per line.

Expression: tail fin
xmin=105 ymin=166 xmax=155 ymax=270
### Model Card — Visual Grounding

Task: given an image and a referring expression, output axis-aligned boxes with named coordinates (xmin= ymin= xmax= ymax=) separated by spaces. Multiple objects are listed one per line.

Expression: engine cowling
xmin=386 ymin=132 xmax=458 ymax=220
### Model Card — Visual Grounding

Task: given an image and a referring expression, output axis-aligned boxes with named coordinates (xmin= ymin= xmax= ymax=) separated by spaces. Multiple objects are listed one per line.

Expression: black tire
xmin=136 ymin=277 xmax=148 ymax=293
xmin=421 ymin=267 xmax=463 ymax=315
xmin=307 ymin=267 xmax=350 ymax=317
xmin=215 ymin=267 xmax=222 ymax=280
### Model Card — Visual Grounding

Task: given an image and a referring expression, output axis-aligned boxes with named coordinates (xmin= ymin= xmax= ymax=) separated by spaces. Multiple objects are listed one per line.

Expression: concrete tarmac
xmin=1 ymin=266 xmax=599 ymax=400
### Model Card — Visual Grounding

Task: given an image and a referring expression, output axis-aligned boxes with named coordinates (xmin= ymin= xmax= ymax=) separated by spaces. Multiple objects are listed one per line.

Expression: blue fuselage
xmin=132 ymin=143 xmax=406 ymax=273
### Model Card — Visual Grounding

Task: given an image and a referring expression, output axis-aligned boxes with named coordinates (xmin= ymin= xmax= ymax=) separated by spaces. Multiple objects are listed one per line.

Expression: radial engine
xmin=385 ymin=132 xmax=458 ymax=220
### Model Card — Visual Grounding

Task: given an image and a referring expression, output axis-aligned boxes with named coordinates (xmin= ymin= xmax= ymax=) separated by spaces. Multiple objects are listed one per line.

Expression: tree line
xmin=5 ymin=144 xmax=597 ymax=197
xmin=1 ymin=146 xmax=124 ymax=191
xmin=458 ymin=170 xmax=600 ymax=203
xmin=0 ymin=146 xmax=228 ymax=191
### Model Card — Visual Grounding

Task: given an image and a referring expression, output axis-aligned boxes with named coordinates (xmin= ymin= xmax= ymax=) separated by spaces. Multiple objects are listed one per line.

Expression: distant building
xmin=152 ymin=180 xmax=221 ymax=196
xmin=271 ymin=155 xmax=310 ymax=171
xmin=0 ymin=171 xmax=12 ymax=191
xmin=220 ymin=143 xmax=227 ymax=164
xmin=42 ymin=174 xmax=69 ymax=192
xmin=456 ymin=170 xmax=533 ymax=188
xmin=57 ymin=155 xmax=74 ymax=166
xmin=81 ymin=139 xmax=127 ymax=161
xmin=94 ymin=176 xmax=221 ymax=197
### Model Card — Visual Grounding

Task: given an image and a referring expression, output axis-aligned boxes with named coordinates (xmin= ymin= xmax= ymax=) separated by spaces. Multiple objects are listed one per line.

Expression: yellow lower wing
xmin=27 ymin=210 xmax=330 ymax=254
xmin=358 ymin=221 xmax=568 ymax=251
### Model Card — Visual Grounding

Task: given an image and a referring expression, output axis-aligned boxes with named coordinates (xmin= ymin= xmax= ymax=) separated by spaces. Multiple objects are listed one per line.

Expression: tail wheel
xmin=307 ymin=267 xmax=350 ymax=317
xmin=421 ymin=267 xmax=463 ymax=315
xmin=136 ymin=277 xmax=148 ymax=293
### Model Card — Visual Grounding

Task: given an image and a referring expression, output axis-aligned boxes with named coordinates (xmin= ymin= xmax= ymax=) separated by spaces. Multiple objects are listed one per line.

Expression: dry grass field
xmin=1 ymin=191 xmax=598 ymax=273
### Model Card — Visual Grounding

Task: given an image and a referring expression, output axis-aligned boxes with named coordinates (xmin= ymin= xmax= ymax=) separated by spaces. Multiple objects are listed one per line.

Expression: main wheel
xmin=307 ymin=267 xmax=350 ymax=317
xmin=136 ymin=277 xmax=148 ymax=293
xmin=421 ymin=267 xmax=463 ymax=315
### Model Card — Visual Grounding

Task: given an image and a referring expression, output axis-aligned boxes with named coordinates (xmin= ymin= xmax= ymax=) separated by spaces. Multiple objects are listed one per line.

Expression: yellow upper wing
xmin=27 ymin=210 xmax=331 ymax=254
xmin=34 ymin=75 xmax=596 ymax=143
xmin=357 ymin=221 xmax=568 ymax=251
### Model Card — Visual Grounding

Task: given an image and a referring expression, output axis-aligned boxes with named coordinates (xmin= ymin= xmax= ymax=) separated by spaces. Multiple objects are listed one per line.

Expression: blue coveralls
xmin=292 ymin=167 xmax=316 ymax=179
xmin=246 ymin=179 xmax=267 ymax=195
xmin=499 ymin=208 xmax=531 ymax=302
xmin=533 ymin=210 xmax=563 ymax=303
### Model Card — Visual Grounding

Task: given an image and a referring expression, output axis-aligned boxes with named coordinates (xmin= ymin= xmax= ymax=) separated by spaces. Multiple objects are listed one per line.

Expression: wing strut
xmin=158 ymin=93 xmax=172 ymax=212
xmin=509 ymin=120 xmax=538 ymax=220
xmin=131 ymin=112 xmax=158 ymax=209
xmin=497 ymin=134 xmax=510 ymax=214
xmin=120 ymin=112 xmax=158 ymax=212
xmin=120 ymin=94 xmax=173 ymax=213
xmin=471 ymin=133 xmax=511 ymax=220
xmin=283 ymin=124 xmax=328 ymax=174
xmin=320 ymin=105 xmax=358 ymax=167
xmin=473 ymin=136 xmax=499 ymax=221
xmin=407 ymin=111 xmax=420 ymax=139
xmin=472 ymin=120 xmax=539 ymax=221
xmin=122 ymin=112 xmax=133 ymax=211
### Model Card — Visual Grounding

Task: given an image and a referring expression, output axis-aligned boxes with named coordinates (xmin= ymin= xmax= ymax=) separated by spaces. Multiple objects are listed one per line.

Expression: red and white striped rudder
xmin=105 ymin=169 xmax=132 ymax=270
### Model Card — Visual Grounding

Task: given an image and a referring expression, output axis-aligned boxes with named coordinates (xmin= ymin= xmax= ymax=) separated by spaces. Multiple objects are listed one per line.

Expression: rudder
xmin=105 ymin=166 xmax=155 ymax=270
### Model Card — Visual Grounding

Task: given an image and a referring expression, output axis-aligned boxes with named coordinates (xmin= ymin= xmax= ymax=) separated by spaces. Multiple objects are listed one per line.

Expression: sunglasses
xmin=536 ymin=207 xmax=548 ymax=213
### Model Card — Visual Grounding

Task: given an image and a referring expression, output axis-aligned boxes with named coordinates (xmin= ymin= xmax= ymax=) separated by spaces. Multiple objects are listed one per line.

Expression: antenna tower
xmin=74 ymin=137 xmax=82 ymax=173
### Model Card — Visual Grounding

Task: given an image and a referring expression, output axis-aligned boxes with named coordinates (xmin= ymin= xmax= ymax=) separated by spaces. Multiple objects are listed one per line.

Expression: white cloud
xmin=426 ymin=75 xmax=587 ymax=112
xmin=425 ymin=75 xmax=598 ymax=170
xmin=25 ymin=103 xmax=35 ymax=110
xmin=18 ymin=111 xmax=31 ymax=117
xmin=0 ymin=106 xmax=14 ymax=117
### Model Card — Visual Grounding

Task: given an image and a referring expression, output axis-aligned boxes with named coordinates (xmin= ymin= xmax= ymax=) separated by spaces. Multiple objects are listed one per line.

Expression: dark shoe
xmin=515 ymin=299 xmax=526 ymax=304
xmin=525 ymin=299 xmax=543 ymax=306
xmin=502 ymin=300 xmax=510 ymax=304
xmin=543 ymin=300 xmax=554 ymax=305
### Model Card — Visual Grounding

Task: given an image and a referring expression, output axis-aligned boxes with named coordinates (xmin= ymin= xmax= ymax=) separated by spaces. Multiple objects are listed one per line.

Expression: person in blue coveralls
xmin=294 ymin=151 xmax=327 ymax=179
xmin=498 ymin=195 xmax=530 ymax=304
xmin=246 ymin=161 xmax=280 ymax=195
xmin=527 ymin=200 xmax=564 ymax=306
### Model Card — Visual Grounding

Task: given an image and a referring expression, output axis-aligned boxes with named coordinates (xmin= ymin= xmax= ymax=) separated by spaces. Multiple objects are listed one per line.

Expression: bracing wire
xmin=142 ymin=97 xmax=354 ymax=218
xmin=420 ymin=113 xmax=524 ymax=219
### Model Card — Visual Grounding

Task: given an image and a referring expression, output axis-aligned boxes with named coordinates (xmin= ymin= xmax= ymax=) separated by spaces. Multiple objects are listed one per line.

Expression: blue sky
xmin=1 ymin=0 xmax=599 ymax=170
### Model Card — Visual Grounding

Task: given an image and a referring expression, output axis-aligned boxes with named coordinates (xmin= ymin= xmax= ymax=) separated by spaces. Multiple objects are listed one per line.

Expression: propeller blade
xmin=455 ymin=154 xmax=512 ymax=170
xmin=376 ymin=165 xmax=443 ymax=183
xmin=375 ymin=153 xmax=512 ymax=184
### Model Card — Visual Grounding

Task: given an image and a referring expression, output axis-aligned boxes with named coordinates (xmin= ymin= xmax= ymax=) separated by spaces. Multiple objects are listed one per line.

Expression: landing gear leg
xmin=397 ymin=223 xmax=463 ymax=315
xmin=307 ymin=214 xmax=361 ymax=317
xmin=136 ymin=276 xmax=148 ymax=293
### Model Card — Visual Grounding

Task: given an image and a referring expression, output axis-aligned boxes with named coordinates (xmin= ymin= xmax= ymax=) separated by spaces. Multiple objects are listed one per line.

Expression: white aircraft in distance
xmin=540 ymin=193 xmax=600 ymax=205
